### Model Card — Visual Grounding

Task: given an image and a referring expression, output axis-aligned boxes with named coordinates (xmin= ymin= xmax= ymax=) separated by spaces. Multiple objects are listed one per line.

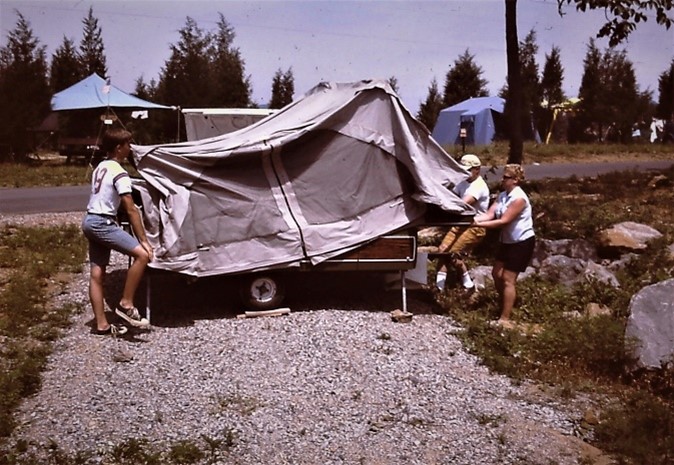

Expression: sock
xmin=436 ymin=271 xmax=446 ymax=290
xmin=462 ymin=272 xmax=474 ymax=288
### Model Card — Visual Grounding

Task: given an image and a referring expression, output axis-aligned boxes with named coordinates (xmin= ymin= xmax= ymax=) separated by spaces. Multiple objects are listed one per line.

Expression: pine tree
xmin=270 ymin=67 xmax=294 ymax=109
xmin=158 ymin=17 xmax=211 ymax=107
xmin=519 ymin=30 xmax=542 ymax=140
xmin=442 ymin=49 xmax=488 ymax=108
xmin=501 ymin=30 xmax=542 ymax=142
xmin=416 ymin=78 xmax=443 ymax=131
xmin=50 ymin=36 xmax=82 ymax=92
xmin=574 ymin=39 xmax=641 ymax=142
xmin=540 ymin=45 xmax=566 ymax=142
xmin=0 ymin=12 xmax=50 ymax=158
xmin=541 ymin=46 xmax=565 ymax=107
xmin=656 ymin=59 xmax=674 ymax=120
xmin=79 ymin=7 xmax=107 ymax=78
xmin=210 ymin=14 xmax=251 ymax=107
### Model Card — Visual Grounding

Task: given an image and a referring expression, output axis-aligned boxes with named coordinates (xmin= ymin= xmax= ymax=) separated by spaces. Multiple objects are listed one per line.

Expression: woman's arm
xmin=475 ymin=197 xmax=525 ymax=229
xmin=474 ymin=200 xmax=498 ymax=222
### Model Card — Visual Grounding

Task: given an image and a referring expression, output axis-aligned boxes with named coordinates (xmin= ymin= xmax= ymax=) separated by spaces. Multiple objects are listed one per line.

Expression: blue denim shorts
xmin=81 ymin=213 xmax=140 ymax=267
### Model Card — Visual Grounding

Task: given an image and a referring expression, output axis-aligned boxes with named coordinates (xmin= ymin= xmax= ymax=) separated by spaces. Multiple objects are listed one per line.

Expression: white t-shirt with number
xmin=86 ymin=159 xmax=132 ymax=216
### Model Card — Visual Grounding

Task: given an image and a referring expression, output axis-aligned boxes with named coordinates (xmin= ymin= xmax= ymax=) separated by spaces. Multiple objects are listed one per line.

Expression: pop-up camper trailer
xmin=131 ymin=80 xmax=474 ymax=313
xmin=182 ymin=108 xmax=277 ymax=141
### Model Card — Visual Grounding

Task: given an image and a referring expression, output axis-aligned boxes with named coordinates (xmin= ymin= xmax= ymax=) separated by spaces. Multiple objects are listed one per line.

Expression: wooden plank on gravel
xmin=236 ymin=307 xmax=291 ymax=319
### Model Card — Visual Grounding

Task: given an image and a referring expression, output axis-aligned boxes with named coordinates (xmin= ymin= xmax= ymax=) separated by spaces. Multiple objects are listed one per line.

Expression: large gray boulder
xmin=470 ymin=265 xmax=535 ymax=290
xmin=596 ymin=221 xmax=662 ymax=257
xmin=538 ymin=255 xmax=587 ymax=287
xmin=625 ymin=278 xmax=674 ymax=370
xmin=532 ymin=238 xmax=598 ymax=268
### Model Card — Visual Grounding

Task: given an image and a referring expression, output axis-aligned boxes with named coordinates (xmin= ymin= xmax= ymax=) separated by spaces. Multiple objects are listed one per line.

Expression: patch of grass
xmin=0 ymin=162 xmax=90 ymax=188
xmin=595 ymin=392 xmax=674 ymax=464
xmin=443 ymin=142 xmax=674 ymax=165
xmin=0 ymin=225 xmax=86 ymax=439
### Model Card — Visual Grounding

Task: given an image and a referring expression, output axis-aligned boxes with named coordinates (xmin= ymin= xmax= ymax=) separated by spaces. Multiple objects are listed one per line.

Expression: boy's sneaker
xmin=116 ymin=305 xmax=150 ymax=328
xmin=94 ymin=323 xmax=128 ymax=336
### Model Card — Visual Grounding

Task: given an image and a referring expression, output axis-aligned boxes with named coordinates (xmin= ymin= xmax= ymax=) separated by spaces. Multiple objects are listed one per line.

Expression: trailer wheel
xmin=240 ymin=274 xmax=286 ymax=311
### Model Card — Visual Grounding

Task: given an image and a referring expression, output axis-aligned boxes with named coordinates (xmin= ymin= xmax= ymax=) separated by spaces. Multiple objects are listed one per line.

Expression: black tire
xmin=239 ymin=274 xmax=286 ymax=311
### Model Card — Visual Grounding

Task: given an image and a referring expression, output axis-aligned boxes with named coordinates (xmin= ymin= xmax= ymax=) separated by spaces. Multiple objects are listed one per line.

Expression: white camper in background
xmin=182 ymin=108 xmax=277 ymax=141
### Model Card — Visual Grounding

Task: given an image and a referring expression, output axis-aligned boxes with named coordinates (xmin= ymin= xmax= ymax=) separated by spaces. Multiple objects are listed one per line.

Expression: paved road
xmin=1 ymin=160 xmax=672 ymax=215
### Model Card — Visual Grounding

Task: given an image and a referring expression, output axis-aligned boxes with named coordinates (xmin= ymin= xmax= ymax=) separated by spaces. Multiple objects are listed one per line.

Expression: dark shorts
xmin=496 ymin=236 xmax=536 ymax=273
xmin=81 ymin=213 xmax=140 ymax=267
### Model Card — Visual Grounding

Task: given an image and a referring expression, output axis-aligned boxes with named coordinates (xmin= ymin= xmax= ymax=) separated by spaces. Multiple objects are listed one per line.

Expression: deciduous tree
xmin=557 ymin=0 xmax=673 ymax=47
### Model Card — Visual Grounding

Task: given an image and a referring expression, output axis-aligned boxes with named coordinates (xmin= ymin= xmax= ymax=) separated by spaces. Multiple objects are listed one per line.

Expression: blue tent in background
xmin=432 ymin=96 xmax=504 ymax=146
xmin=51 ymin=73 xmax=172 ymax=111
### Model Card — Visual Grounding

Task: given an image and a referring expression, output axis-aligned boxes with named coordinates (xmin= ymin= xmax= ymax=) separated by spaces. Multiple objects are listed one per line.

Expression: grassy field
xmin=0 ymin=145 xmax=673 ymax=463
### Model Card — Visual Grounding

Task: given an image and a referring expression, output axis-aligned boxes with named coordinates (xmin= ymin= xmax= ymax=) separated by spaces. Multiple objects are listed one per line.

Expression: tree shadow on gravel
xmin=115 ymin=270 xmax=444 ymax=328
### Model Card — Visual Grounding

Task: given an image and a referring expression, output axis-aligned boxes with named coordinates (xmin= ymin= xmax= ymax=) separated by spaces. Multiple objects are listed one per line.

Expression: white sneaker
xmin=435 ymin=271 xmax=446 ymax=290
xmin=116 ymin=305 xmax=150 ymax=328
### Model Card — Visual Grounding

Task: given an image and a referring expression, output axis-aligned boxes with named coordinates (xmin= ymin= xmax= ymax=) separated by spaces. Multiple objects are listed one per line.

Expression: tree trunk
xmin=505 ymin=0 xmax=523 ymax=164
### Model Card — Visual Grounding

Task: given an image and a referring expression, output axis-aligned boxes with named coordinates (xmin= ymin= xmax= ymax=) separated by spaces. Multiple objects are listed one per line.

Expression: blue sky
xmin=1 ymin=0 xmax=673 ymax=112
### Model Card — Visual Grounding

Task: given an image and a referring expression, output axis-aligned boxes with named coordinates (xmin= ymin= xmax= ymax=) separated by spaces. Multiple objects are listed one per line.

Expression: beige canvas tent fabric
xmin=131 ymin=80 xmax=472 ymax=277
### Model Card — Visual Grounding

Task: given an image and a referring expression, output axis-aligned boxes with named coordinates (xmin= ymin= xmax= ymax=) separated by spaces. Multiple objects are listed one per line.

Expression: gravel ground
xmin=2 ymin=212 xmax=610 ymax=465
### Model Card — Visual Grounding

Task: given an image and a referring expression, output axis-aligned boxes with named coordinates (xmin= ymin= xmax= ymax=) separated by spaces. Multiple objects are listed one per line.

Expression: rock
xmin=596 ymin=222 xmax=662 ymax=257
xmin=538 ymin=255 xmax=586 ymax=287
xmin=647 ymin=174 xmax=670 ymax=189
xmin=582 ymin=261 xmax=620 ymax=288
xmin=111 ymin=348 xmax=134 ymax=363
xmin=390 ymin=309 xmax=413 ymax=323
xmin=607 ymin=253 xmax=639 ymax=272
xmin=532 ymin=238 xmax=598 ymax=268
xmin=582 ymin=408 xmax=600 ymax=426
xmin=585 ymin=303 xmax=612 ymax=318
xmin=562 ymin=311 xmax=583 ymax=320
xmin=625 ymin=278 xmax=674 ymax=370
xmin=470 ymin=265 xmax=535 ymax=290
xmin=471 ymin=265 xmax=493 ymax=290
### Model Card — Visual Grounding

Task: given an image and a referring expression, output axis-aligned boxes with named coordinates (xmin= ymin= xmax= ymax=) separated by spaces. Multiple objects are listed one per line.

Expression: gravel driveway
xmin=2 ymin=212 xmax=610 ymax=465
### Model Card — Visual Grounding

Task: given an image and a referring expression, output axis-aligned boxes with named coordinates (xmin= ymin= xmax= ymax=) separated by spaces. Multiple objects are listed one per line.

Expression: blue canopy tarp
xmin=51 ymin=73 xmax=172 ymax=111
xmin=432 ymin=96 xmax=504 ymax=146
